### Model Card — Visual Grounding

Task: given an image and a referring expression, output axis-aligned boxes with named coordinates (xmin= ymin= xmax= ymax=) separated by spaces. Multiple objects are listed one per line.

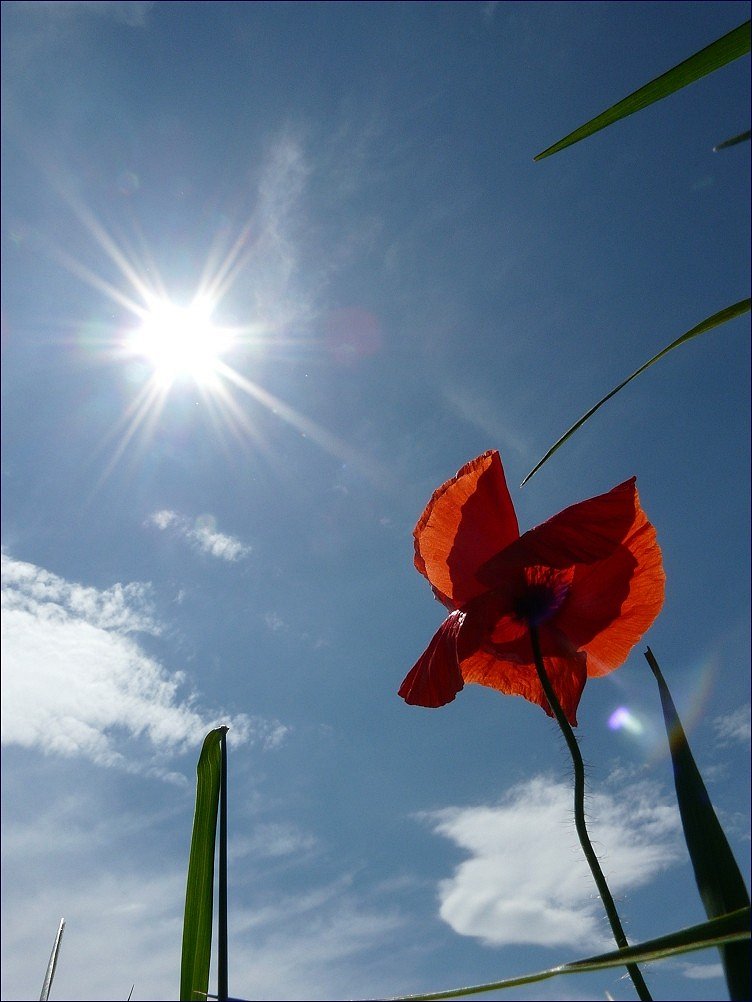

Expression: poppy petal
xmin=414 ymin=450 xmax=519 ymax=608
xmin=479 ymin=478 xmax=638 ymax=584
xmin=557 ymin=508 xmax=665 ymax=676
xmin=398 ymin=612 xmax=465 ymax=707
xmin=459 ymin=642 xmax=586 ymax=726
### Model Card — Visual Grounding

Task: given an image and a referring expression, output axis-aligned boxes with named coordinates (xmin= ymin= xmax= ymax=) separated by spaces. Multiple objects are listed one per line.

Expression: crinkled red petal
xmin=414 ymin=451 xmax=519 ymax=609
xmin=398 ymin=611 xmax=465 ymax=707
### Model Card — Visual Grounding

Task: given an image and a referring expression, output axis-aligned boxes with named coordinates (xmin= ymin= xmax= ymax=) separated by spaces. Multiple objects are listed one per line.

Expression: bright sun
xmin=129 ymin=298 xmax=233 ymax=388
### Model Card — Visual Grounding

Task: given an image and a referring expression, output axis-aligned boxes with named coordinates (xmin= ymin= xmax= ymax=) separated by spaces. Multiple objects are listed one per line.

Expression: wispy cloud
xmin=1 ymin=804 xmax=405 ymax=1002
xmin=423 ymin=775 xmax=680 ymax=951
xmin=18 ymin=1 xmax=155 ymax=27
xmin=238 ymin=130 xmax=316 ymax=332
xmin=226 ymin=879 xmax=407 ymax=1002
xmin=146 ymin=509 xmax=251 ymax=562
xmin=681 ymin=961 xmax=725 ymax=981
xmin=713 ymin=704 xmax=751 ymax=746
xmin=0 ymin=553 xmax=284 ymax=767
xmin=263 ymin=611 xmax=287 ymax=633
xmin=229 ymin=822 xmax=318 ymax=864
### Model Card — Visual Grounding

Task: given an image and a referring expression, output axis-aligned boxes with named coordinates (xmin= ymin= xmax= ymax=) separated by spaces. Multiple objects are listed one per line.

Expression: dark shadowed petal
xmin=414 ymin=451 xmax=519 ymax=608
xmin=398 ymin=611 xmax=465 ymax=707
xmin=558 ymin=508 xmax=665 ymax=676
xmin=479 ymin=478 xmax=638 ymax=585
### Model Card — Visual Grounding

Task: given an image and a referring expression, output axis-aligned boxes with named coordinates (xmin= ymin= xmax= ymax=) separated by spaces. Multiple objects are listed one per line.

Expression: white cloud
xmin=713 ymin=704 xmax=751 ymax=746
xmin=2 ymin=552 xmax=158 ymax=633
xmin=149 ymin=509 xmax=177 ymax=531
xmin=424 ymin=775 xmax=680 ymax=951
xmin=0 ymin=553 xmax=284 ymax=767
xmin=146 ymin=510 xmax=251 ymax=562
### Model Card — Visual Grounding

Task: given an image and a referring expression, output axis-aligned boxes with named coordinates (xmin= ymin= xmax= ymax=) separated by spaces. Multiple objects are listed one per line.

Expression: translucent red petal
xmin=458 ymin=640 xmax=587 ymax=726
xmin=414 ymin=451 xmax=519 ymax=608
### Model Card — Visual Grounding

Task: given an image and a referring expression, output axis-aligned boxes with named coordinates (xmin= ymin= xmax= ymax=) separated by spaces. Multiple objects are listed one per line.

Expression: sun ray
xmin=217 ymin=361 xmax=393 ymax=487
xmin=48 ymin=181 xmax=161 ymax=310
xmin=90 ymin=377 xmax=169 ymax=493
xmin=43 ymin=239 xmax=146 ymax=320
xmin=198 ymin=214 xmax=259 ymax=308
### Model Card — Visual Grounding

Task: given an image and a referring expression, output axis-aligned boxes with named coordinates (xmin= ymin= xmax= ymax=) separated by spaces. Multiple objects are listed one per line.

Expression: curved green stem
xmin=529 ymin=625 xmax=653 ymax=1002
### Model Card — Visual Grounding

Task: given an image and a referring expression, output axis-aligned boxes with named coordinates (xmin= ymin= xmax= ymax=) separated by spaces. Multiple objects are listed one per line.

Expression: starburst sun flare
xmin=41 ymin=187 xmax=387 ymax=491
xmin=127 ymin=297 xmax=234 ymax=389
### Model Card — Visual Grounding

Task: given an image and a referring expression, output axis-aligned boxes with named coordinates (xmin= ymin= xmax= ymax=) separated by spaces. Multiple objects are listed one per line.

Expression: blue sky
xmin=1 ymin=2 xmax=749 ymax=1001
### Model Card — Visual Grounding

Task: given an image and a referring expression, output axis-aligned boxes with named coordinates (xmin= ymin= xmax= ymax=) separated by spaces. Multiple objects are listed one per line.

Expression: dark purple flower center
xmin=513 ymin=579 xmax=568 ymax=626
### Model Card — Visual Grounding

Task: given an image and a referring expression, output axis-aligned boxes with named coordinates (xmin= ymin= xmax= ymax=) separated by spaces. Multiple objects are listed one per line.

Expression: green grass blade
xmin=382 ymin=909 xmax=751 ymax=1002
xmin=714 ymin=128 xmax=752 ymax=151
xmin=645 ymin=649 xmax=751 ymax=1001
xmin=218 ymin=730 xmax=228 ymax=1002
xmin=39 ymin=918 xmax=65 ymax=1002
xmin=535 ymin=20 xmax=751 ymax=160
xmin=180 ymin=726 xmax=229 ymax=1002
xmin=521 ymin=298 xmax=751 ymax=486
xmin=210 ymin=909 xmax=750 ymax=1002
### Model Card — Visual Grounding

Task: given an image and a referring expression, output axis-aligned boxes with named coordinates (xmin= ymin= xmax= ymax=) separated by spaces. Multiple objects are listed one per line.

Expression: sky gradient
xmin=2 ymin=3 xmax=750 ymax=1001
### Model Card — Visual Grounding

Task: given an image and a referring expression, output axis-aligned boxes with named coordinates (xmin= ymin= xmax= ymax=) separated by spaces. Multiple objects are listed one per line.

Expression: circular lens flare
xmin=129 ymin=299 xmax=232 ymax=388
xmin=608 ymin=706 xmax=644 ymax=735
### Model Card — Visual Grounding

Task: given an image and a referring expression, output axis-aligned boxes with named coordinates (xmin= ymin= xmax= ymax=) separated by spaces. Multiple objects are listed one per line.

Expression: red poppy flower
xmin=398 ymin=450 xmax=665 ymax=725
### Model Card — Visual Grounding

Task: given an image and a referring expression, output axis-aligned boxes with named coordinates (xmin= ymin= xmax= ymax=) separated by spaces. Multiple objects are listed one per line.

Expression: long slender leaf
xmin=535 ymin=20 xmax=750 ymax=159
xmin=206 ymin=909 xmax=751 ymax=1002
xmin=521 ymin=298 xmax=751 ymax=485
xmin=39 ymin=918 xmax=65 ymax=1002
xmin=645 ymin=649 xmax=751 ymax=1002
xmin=180 ymin=726 xmax=229 ymax=1002
xmin=714 ymin=128 xmax=752 ymax=151
xmin=381 ymin=909 xmax=751 ymax=1002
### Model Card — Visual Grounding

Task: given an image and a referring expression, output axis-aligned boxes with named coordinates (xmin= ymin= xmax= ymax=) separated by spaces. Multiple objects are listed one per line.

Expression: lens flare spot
xmin=116 ymin=170 xmax=140 ymax=196
xmin=324 ymin=307 xmax=382 ymax=366
xmin=608 ymin=706 xmax=644 ymax=735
